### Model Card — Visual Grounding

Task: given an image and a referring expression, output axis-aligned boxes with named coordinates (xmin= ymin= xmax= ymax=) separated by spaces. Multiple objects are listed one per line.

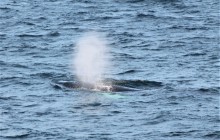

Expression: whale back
xmin=52 ymin=81 xmax=138 ymax=92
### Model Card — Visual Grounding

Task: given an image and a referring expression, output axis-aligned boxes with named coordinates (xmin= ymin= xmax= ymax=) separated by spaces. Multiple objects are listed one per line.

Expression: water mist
xmin=73 ymin=32 xmax=109 ymax=88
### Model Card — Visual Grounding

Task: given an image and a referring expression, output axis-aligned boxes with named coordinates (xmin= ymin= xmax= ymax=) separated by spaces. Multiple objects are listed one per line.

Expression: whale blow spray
xmin=73 ymin=32 xmax=109 ymax=86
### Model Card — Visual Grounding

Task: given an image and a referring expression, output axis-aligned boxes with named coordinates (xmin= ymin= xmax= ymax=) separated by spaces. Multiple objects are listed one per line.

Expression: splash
xmin=73 ymin=32 xmax=109 ymax=87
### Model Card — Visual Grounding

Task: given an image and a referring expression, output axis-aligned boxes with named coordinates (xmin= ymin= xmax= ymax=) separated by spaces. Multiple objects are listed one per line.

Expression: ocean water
xmin=0 ymin=0 xmax=219 ymax=139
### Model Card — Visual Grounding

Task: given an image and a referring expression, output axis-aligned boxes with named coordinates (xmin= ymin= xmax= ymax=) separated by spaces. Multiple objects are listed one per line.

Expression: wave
xmin=0 ymin=96 xmax=16 ymax=101
xmin=183 ymin=52 xmax=207 ymax=56
xmin=116 ymin=70 xmax=138 ymax=75
xmin=203 ymin=131 xmax=220 ymax=139
xmin=136 ymin=13 xmax=158 ymax=19
xmin=31 ymin=72 xmax=69 ymax=80
xmin=0 ymin=129 xmax=29 ymax=139
xmin=197 ymin=87 xmax=220 ymax=94
xmin=47 ymin=31 xmax=60 ymax=37
xmin=17 ymin=34 xmax=43 ymax=38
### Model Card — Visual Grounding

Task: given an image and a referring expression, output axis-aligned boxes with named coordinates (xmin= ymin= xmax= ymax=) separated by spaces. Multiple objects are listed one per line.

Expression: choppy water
xmin=0 ymin=0 xmax=219 ymax=139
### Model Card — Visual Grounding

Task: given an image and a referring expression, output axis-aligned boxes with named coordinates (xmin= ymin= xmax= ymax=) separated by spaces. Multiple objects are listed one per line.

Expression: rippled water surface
xmin=0 ymin=0 xmax=219 ymax=139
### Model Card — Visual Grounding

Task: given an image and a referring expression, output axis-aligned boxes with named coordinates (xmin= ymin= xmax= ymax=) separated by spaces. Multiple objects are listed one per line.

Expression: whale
xmin=52 ymin=81 xmax=138 ymax=92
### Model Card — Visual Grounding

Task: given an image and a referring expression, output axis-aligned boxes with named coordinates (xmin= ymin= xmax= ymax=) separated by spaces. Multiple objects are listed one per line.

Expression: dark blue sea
xmin=0 ymin=0 xmax=219 ymax=139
